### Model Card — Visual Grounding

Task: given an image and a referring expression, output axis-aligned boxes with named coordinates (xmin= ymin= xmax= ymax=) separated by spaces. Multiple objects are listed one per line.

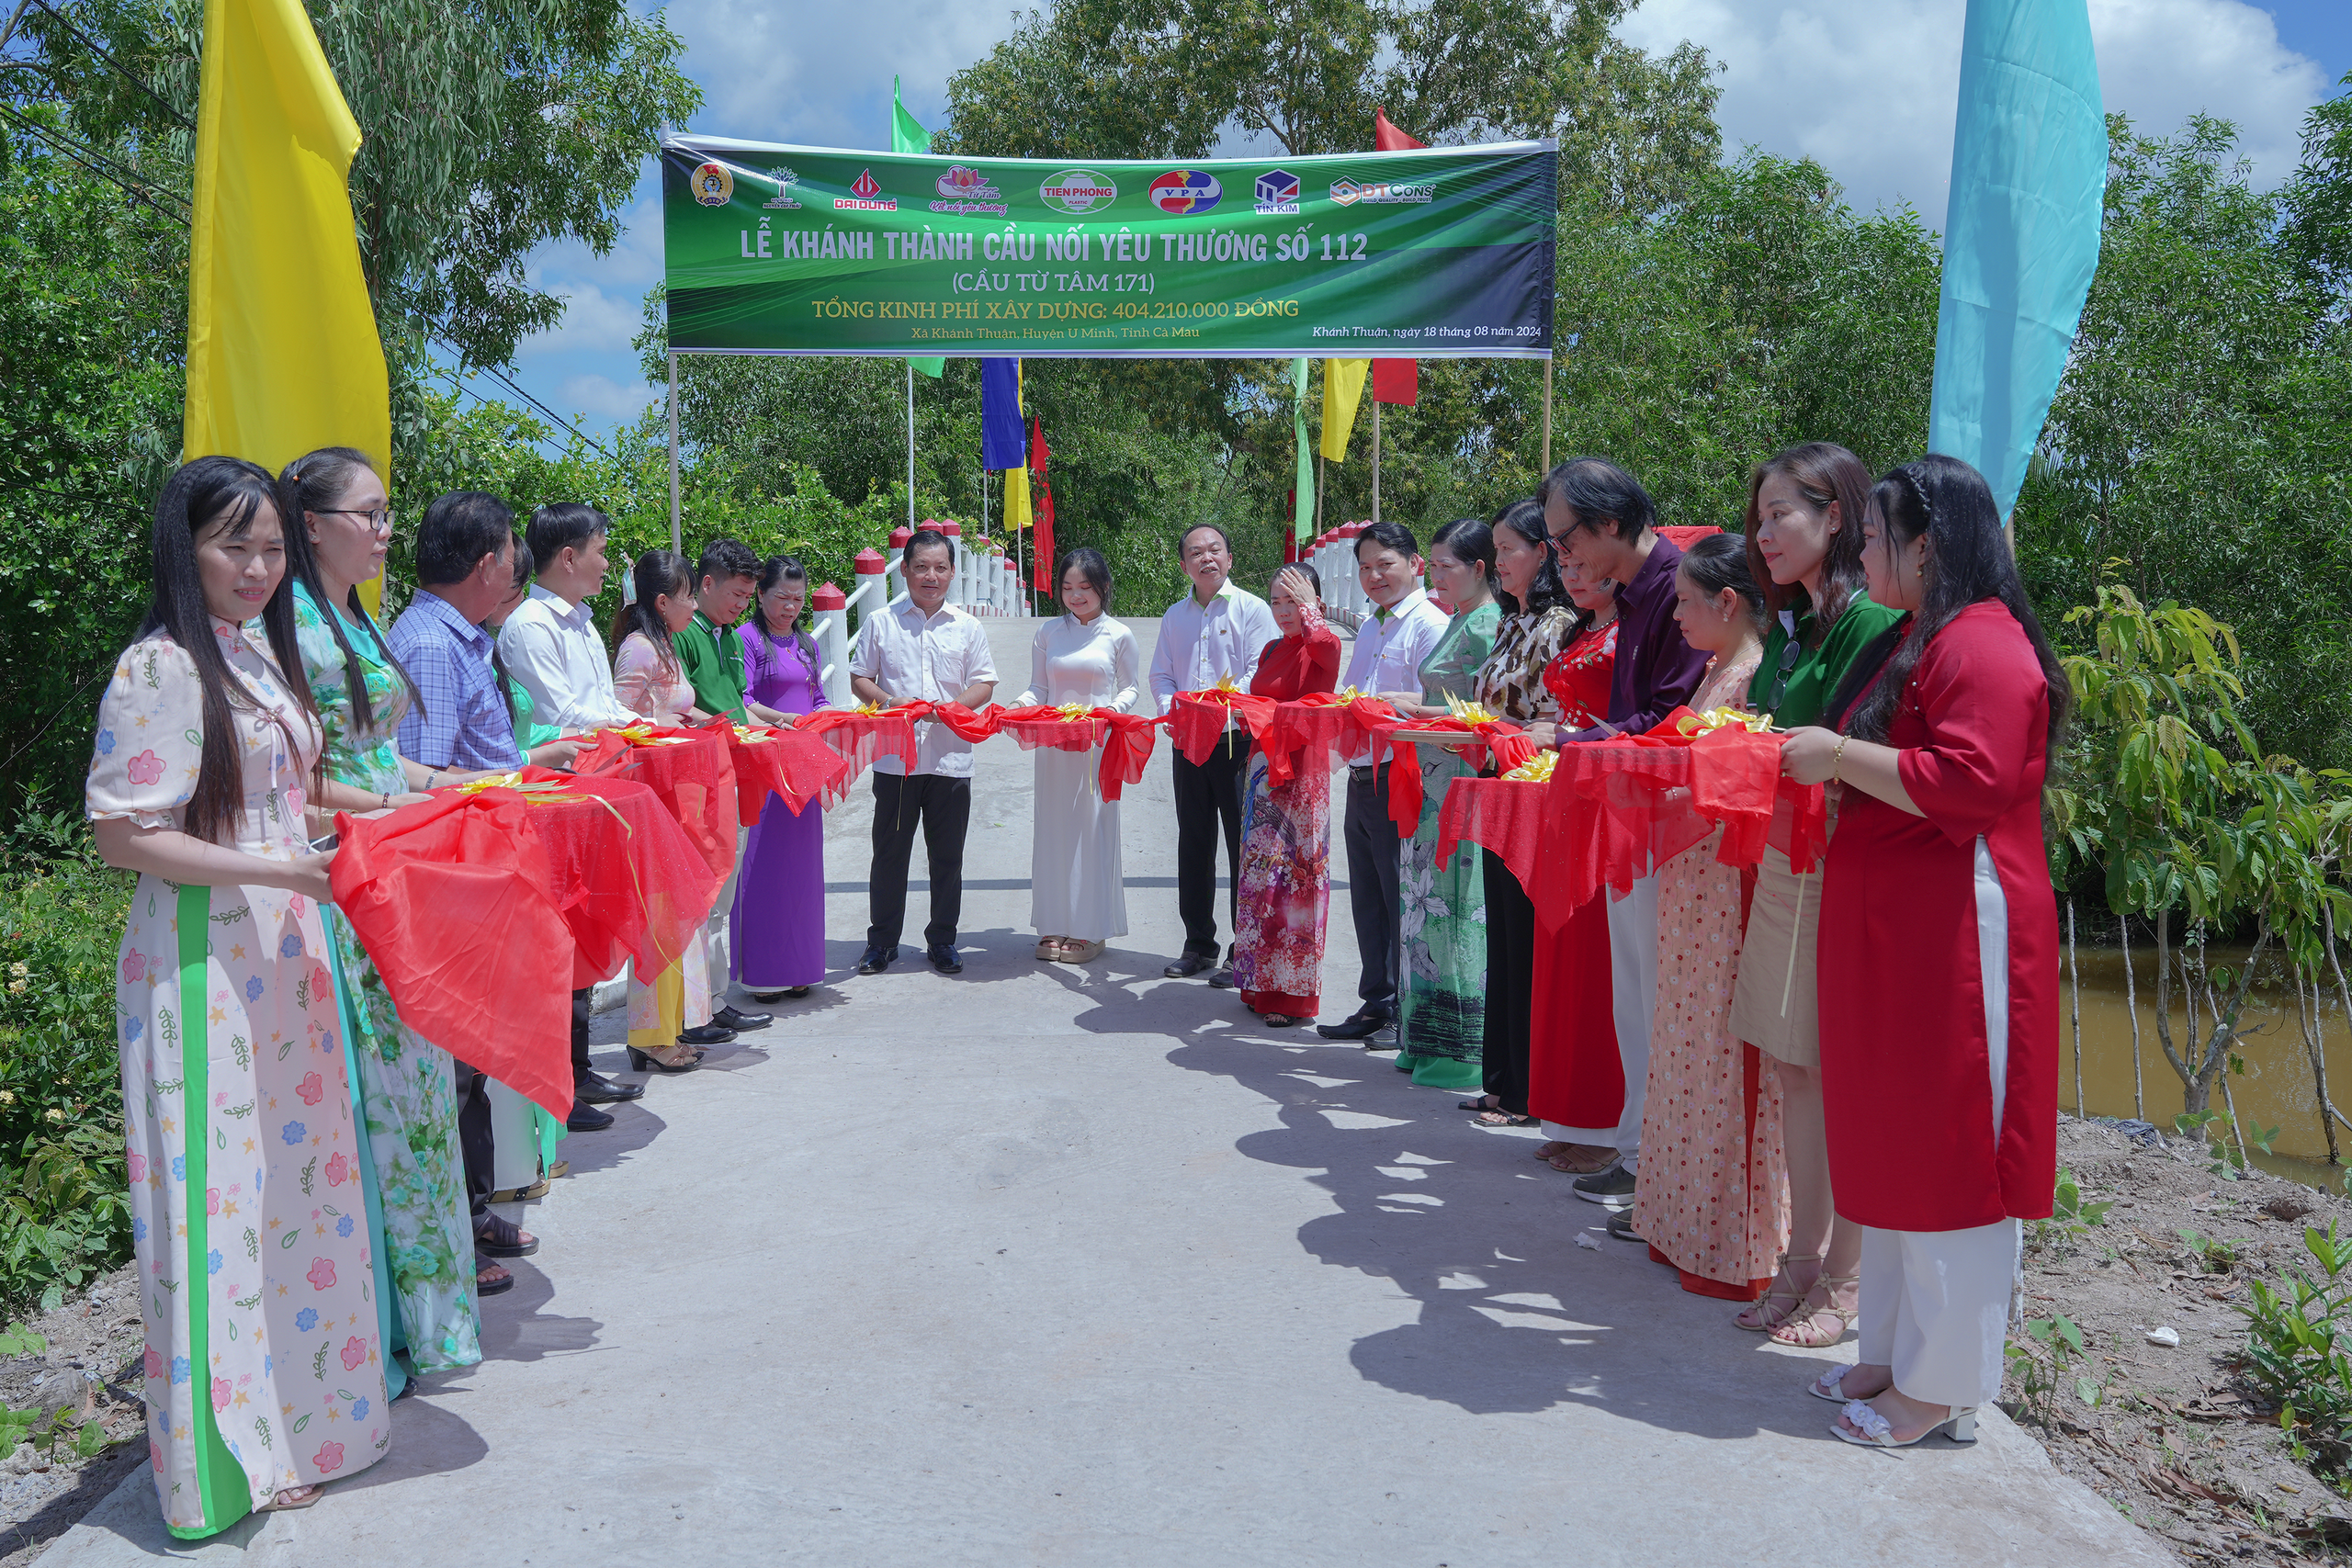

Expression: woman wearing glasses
xmin=276 ymin=447 xmax=489 ymax=1379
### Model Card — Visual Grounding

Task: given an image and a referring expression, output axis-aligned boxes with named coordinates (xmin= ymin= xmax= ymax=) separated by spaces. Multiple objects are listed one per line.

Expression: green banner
xmin=661 ymin=138 xmax=1556 ymax=359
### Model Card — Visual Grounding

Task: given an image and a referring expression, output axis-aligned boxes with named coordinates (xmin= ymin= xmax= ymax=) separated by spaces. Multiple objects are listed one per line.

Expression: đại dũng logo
xmin=835 ymin=169 xmax=897 ymax=212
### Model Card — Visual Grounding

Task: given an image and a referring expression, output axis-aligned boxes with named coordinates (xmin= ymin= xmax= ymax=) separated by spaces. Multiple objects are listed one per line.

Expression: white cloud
xmin=1619 ymin=0 xmax=2329 ymax=223
xmin=515 ymin=280 xmax=643 ymax=361
xmin=555 ymin=373 xmax=658 ymax=423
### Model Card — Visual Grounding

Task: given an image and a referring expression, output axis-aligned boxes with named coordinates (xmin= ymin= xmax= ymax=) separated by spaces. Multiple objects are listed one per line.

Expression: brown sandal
xmin=1735 ymin=1253 xmax=1820 ymax=1333
xmin=1543 ymin=1144 xmax=1619 ymax=1175
xmin=1770 ymin=1269 xmax=1860 ymax=1348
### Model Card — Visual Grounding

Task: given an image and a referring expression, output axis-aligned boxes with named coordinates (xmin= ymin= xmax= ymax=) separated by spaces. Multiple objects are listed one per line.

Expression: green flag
xmin=1293 ymin=358 xmax=1313 ymax=545
xmin=893 ymin=77 xmax=945 ymax=379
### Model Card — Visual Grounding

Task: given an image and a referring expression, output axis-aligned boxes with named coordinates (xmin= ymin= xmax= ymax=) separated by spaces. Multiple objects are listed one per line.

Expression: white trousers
xmin=705 ymin=827 xmax=748 ymax=1004
xmin=1856 ymin=837 xmax=2018 ymax=1408
xmin=1540 ymin=870 xmax=1662 ymax=1156
xmin=1604 ymin=870 xmax=1660 ymax=1168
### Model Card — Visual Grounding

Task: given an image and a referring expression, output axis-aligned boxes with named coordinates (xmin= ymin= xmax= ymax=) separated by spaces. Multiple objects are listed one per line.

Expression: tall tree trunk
xmin=2297 ymin=964 xmax=2342 ymax=1164
xmin=2155 ymin=910 xmax=2200 ymax=1111
xmin=2122 ymin=914 xmax=2144 ymax=1119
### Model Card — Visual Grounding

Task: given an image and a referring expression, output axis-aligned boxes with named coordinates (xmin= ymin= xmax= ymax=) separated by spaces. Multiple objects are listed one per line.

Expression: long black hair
xmin=1830 ymin=454 xmax=2070 ymax=749
xmin=612 ymin=549 xmax=694 ymax=679
xmin=748 ymin=554 xmax=820 ymax=694
xmin=277 ymin=447 xmax=424 ymax=735
xmin=136 ymin=457 xmax=318 ymax=844
xmin=1055 ymin=546 xmax=1114 ymax=614
xmin=1488 ymin=498 xmax=1565 ymax=617
xmin=1743 ymin=442 xmax=1877 ymax=628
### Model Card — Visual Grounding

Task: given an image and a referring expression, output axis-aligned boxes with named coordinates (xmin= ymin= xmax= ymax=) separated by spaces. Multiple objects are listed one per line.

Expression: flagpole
xmin=1541 ymin=355 xmax=1554 ymax=475
xmin=667 ymin=351 xmax=682 ymax=553
xmin=1371 ymin=397 xmax=1382 ymax=526
xmin=906 ymin=362 xmax=916 ymax=530
xmin=1315 ymin=453 xmax=1325 ymax=535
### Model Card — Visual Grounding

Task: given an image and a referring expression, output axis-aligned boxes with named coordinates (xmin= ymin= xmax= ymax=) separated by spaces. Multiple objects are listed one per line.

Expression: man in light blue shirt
xmin=1148 ymin=524 xmax=1278 ymax=982
xmin=1320 ymin=521 xmax=1446 ymax=1043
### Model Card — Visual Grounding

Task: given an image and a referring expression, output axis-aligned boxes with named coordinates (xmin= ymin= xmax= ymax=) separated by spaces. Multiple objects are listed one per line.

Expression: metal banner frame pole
xmin=667 ymin=351 xmax=682 ymax=553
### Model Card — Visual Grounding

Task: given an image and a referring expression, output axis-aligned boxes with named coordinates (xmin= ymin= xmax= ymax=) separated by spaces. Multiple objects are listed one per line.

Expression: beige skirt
xmin=1728 ymin=844 xmax=1825 ymax=1067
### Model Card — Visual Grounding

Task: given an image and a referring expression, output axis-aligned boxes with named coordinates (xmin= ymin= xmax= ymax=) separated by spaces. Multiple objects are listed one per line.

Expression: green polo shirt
xmin=1746 ymin=589 xmax=1905 ymax=727
xmin=673 ymin=612 xmax=748 ymax=723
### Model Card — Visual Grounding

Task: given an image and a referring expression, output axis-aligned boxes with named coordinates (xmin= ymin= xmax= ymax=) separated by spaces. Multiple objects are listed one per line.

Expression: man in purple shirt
xmin=1543 ymin=457 xmax=1710 ymax=1217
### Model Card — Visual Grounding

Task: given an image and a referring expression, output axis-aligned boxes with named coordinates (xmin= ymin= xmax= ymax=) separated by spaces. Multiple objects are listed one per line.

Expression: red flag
xmin=1374 ymin=107 xmax=1425 ymax=151
xmin=1029 ymin=416 xmax=1056 ymax=592
xmin=1373 ymin=359 xmax=1418 ymax=405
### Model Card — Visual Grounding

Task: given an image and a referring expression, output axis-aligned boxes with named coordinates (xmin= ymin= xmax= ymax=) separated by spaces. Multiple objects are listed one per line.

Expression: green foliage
xmin=2030 ymin=1166 xmax=2113 ymax=1253
xmin=2178 ymin=1224 xmax=2243 ymax=1273
xmin=2242 ymin=1222 xmax=2352 ymax=1475
xmin=935 ymin=0 xmax=1720 ymax=218
xmin=28 ymin=0 xmax=703 ymax=370
xmin=2006 ymin=1313 xmax=2090 ymax=1427
xmin=0 ymin=818 xmax=134 ymax=1311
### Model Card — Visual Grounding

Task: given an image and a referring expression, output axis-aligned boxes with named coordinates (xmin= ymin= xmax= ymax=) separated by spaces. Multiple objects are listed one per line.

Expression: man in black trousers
xmin=1147 ymin=525 xmax=1279 ymax=984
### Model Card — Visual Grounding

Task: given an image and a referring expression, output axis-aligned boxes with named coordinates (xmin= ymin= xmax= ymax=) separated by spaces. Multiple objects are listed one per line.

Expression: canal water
xmin=2061 ymin=944 xmax=2346 ymax=1190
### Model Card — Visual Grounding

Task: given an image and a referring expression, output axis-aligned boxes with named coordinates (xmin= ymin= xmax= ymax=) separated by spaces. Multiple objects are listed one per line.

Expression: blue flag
xmin=1928 ymin=0 xmax=2107 ymax=521
xmin=980 ymin=358 xmax=1023 ymax=468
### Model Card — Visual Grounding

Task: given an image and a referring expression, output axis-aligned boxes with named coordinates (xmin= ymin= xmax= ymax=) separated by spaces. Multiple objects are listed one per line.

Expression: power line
xmin=0 ymin=98 xmax=188 ymax=217
xmin=24 ymin=0 xmax=195 ymax=132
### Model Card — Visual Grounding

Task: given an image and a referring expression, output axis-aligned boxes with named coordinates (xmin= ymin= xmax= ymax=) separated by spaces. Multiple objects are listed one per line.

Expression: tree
xmin=25 ymin=0 xmax=701 ymax=370
xmin=936 ymin=0 xmax=1719 ymax=216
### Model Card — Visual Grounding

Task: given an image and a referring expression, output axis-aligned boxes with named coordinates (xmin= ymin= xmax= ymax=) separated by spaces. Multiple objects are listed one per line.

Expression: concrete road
xmin=43 ymin=617 xmax=2170 ymax=1566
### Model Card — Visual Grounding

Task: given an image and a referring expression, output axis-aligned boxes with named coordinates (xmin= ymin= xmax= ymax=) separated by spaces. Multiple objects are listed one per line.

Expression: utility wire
xmin=25 ymin=0 xmax=195 ymax=132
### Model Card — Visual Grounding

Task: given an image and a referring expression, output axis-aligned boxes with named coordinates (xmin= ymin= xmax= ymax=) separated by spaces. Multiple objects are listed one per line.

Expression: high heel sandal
xmin=1769 ymin=1269 xmax=1860 ymax=1348
xmin=627 ymin=1044 xmax=702 ymax=1074
xmin=1734 ymin=1253 xmax=1821 ymax=1333
xmin=1833 ymin=1401 xmax=1978 ymax=1448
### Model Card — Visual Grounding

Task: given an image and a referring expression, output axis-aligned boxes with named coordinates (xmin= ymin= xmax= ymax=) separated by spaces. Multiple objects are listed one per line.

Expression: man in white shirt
xmin=493 ymin=502 xmax=643 ymax=1130
xmin=1148 ymin=525 xmax=1279 ymax=983
xmin=1319 ymin=521 xmax=1448 ymax=1043
xmin=850 ymin=529 xmax=999 ymax=976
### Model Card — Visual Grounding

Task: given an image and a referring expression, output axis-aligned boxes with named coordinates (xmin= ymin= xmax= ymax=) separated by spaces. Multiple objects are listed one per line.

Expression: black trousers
xmin=1341 ymin=763 xmax=1403 ymax=1011
xmin=1172 ymin=736 xmax=1249 ymax=959
xmin=868 ymin=773 xmax=971 ymax=950
xmin=453 ymin=1059 xmax=492 ymax=1225
xmin=1481 ymin=848 xmax=1537 ymax=1114
xmin=570 ymin=987 xmax=592 ymax=1085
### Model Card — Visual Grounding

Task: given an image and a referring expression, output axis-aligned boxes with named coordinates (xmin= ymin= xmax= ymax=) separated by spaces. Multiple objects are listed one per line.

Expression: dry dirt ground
xmin=0 ymin=1265 xmax=145 ymax=1566
xmin=2011 ymin=1115 xmax=2352 ymax=1563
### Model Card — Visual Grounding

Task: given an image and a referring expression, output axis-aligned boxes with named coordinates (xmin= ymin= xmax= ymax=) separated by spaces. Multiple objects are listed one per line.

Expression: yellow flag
xmin=1003 ymin=466 xmax=1032 ymax=534
xmin=184 ymin=0 xmax=390 ymax=602
xmin=1319 ymin=359 xmax=1370 ymax=461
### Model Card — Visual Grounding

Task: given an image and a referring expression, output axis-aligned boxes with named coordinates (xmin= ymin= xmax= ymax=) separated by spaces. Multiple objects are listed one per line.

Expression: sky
xmin=494 ymin=0 xmax=2351 ymax=446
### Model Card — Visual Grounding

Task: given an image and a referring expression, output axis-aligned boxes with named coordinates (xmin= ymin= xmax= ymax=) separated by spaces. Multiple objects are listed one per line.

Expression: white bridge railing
xmin=807 ymin=521 xmax=1027 ymax=708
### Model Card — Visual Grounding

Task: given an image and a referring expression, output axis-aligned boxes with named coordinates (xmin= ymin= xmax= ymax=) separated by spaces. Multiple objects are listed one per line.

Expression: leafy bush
xmin=2241 ymin=1222 xmax=2352 ymax=1474
xmin=0 ymin=808 xmax=133 ymax=1309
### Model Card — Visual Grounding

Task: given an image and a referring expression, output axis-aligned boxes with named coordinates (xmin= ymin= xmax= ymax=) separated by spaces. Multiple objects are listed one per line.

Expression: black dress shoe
xmin=1315 ymin=1011 xmax=1392 ymax=1042
xmin=857 ymin=944 xmax=897 ymax=975
xmin=575 ymin=1073 xmax=644 ymax=1105
xmin=565 ymin=1100 xmax=615 ymax=1132
xmin=1162 ymin=953 xmax=1216 ymax=978
xmin=1207 ymin=967 xmax=1236 ymax=988
xmin=927 ymin=942 xmax=964 ymax=975
xmin=712 ymin=1005 xmax=772 ymax=1032
xmin=677 ymin=1023 xmax=736 ymax=1046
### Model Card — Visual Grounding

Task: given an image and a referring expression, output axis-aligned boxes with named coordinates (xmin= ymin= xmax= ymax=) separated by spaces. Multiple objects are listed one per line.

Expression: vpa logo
xmin=1254 ymin=169 xmax=1300 ymax=215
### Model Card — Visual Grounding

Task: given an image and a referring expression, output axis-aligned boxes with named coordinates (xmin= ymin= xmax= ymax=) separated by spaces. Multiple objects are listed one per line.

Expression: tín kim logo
xmin=1253 ymin=169 xmax=1300 ymax=215
xmin=834 ymin=169 xmax=898 ymax=212
xmin=690 ymin=161 xmax=734 ymax=207
xmin=1041 ymin=169 xmax=1117 ymax=214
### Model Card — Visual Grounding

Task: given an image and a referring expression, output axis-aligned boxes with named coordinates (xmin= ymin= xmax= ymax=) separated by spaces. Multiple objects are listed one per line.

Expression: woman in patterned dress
xmin=1229 ymin=562 xmax=1342 ymax=1024
xmin=611 ymin=549 xmax=718 ymax=1072
xmin=1463 ymin=501 xmax=1577 ymax=1125
xmin=277 ymin=449 xmax=487 ymax=1361
xmin=91 ymin=457 xmax=390 ymax=1535
xmin=1384 ymin=519 xmax=1502 ymax=1092
xmin=1524 ymin=556 xmax=1622 ymax=1173
xmin=1618 ymin=534 xmax=1792 ymax=1296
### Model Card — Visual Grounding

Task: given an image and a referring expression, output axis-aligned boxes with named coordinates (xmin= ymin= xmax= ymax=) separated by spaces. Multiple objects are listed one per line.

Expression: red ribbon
xmin=698 ymin=715 xmax=854 ymax=823
xmin=572 ymin=724 xmax=740 ymax=880
xmin=1167 ymin=690 xmax=1280 ymax=766
xmin=1368 ymin=715 xmax=1535 ymax=832
xmin=990 ymin=705 xmax=1162 ymax=801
